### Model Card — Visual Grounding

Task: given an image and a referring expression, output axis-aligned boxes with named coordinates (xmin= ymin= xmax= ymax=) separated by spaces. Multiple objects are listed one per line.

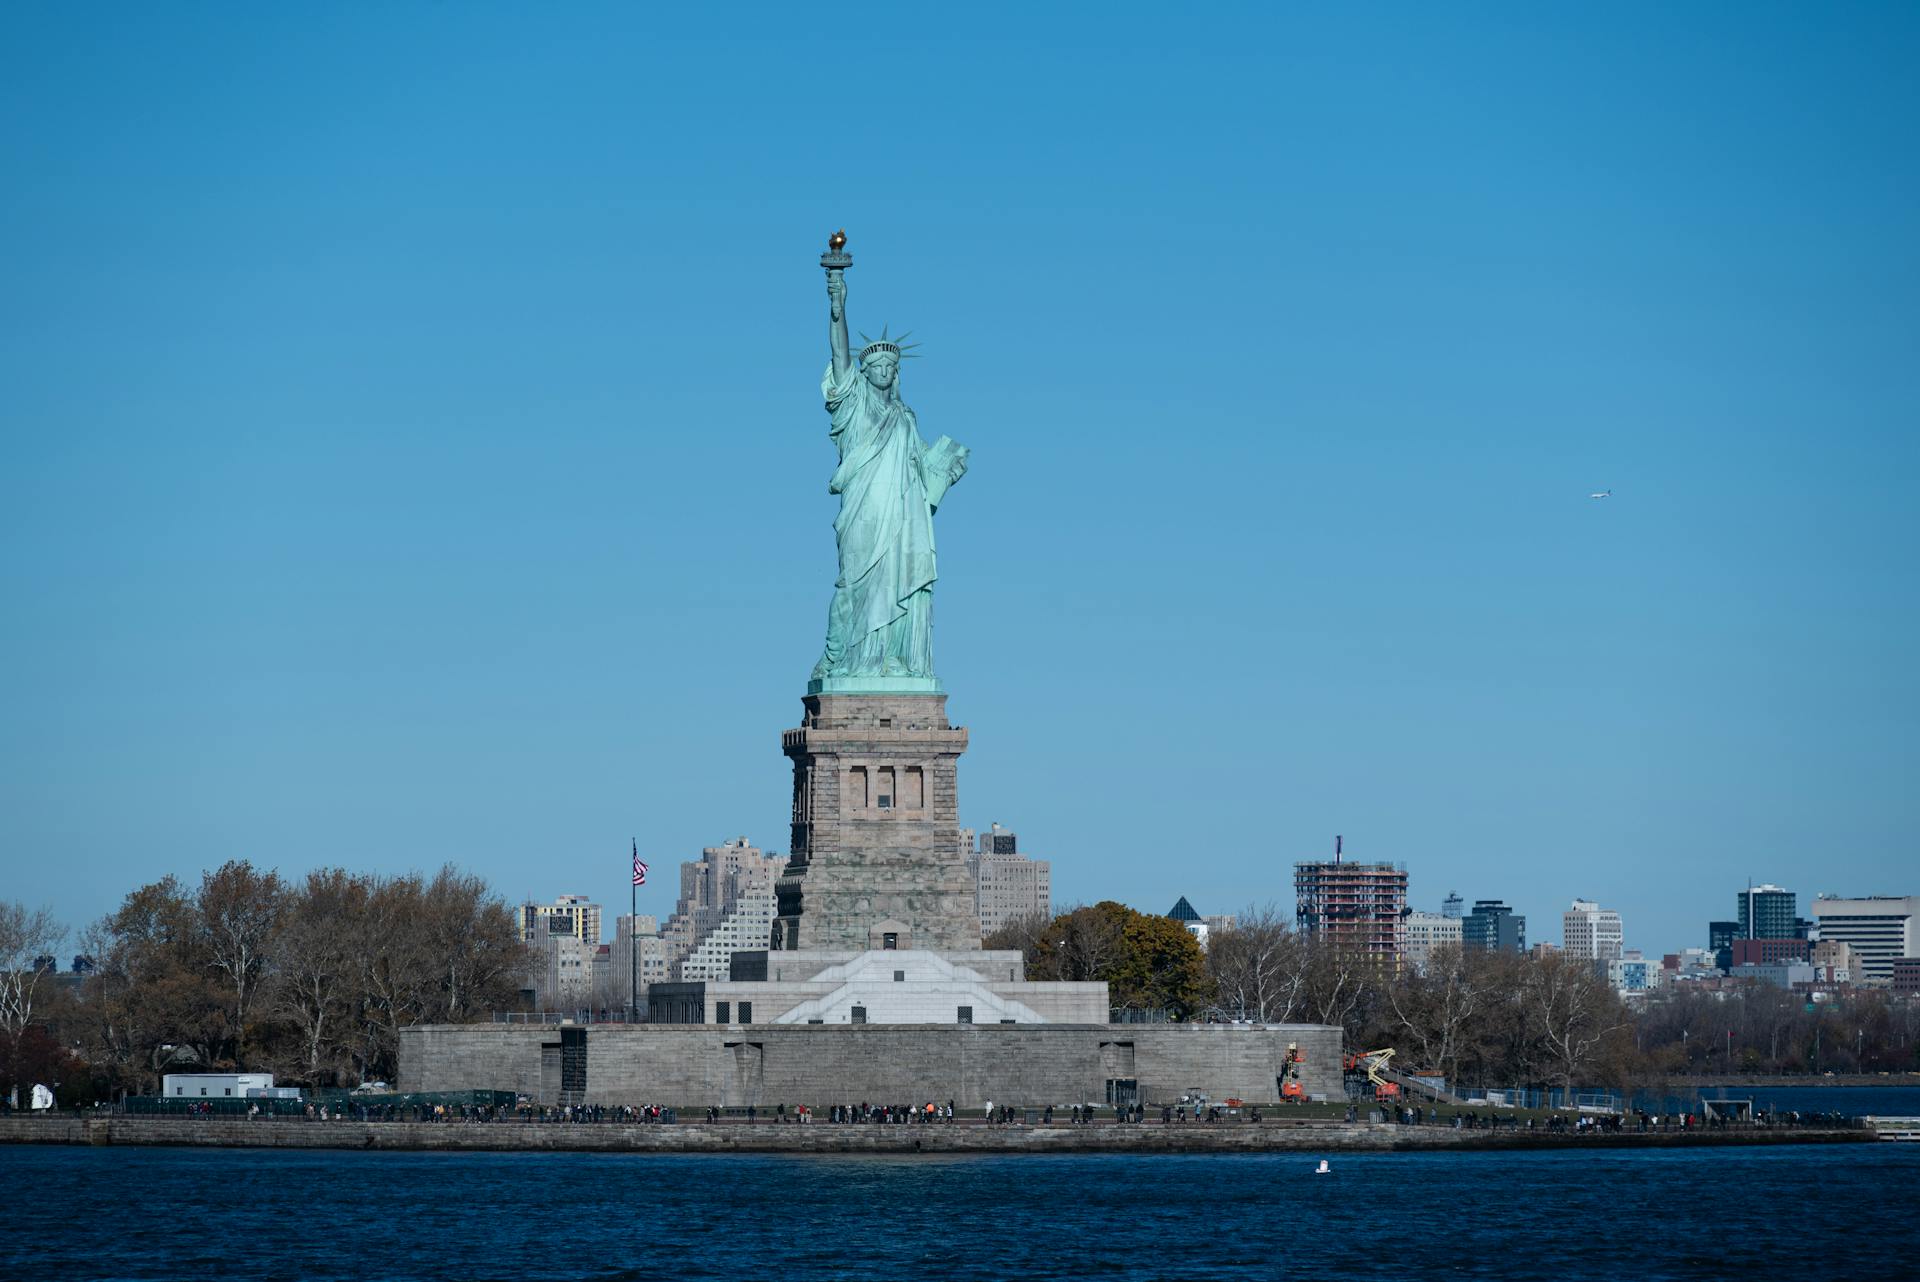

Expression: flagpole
xmin=630 ymin=838 xmax=639 ymax=1023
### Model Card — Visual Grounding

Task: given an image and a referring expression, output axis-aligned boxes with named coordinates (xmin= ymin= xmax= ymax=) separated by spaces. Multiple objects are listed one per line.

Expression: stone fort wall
xmin=399 ymin=1022 xmax=1345 ymax=1108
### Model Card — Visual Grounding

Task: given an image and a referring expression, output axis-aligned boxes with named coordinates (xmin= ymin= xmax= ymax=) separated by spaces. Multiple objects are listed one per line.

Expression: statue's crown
xmin=858 ymin=324 xmax=920 ymax=363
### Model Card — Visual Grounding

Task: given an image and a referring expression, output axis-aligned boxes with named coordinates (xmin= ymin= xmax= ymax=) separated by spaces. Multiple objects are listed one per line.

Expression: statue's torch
xmin=821 ymin=228 xmax=851 ymax=274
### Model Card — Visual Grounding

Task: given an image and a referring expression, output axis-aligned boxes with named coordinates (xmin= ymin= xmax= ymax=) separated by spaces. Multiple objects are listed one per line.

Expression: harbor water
xmin=5 ymin=1143 xmax=1917 ymax=1280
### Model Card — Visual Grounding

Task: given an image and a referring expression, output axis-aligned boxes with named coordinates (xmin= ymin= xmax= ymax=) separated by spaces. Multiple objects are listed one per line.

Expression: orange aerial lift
xmin=1343 ymin=1047 xmax=1402 ymax=1103
xmin=1279 ymin=1043 xmax=1306 ymax=1100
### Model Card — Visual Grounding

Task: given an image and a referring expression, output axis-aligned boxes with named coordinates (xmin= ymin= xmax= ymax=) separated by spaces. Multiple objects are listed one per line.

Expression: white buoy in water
xmin=1315 ymin=1159 xmax=1331 ymax=1174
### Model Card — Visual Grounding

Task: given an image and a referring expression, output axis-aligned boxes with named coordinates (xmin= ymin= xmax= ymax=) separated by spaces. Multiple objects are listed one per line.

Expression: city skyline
xmin=4 ymin=6 xmax=1916 ymax=951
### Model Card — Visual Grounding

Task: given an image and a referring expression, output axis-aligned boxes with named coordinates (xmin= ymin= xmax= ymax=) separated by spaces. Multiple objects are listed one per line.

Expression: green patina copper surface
xmin=808 ymin=236 xmax=967 ymax=695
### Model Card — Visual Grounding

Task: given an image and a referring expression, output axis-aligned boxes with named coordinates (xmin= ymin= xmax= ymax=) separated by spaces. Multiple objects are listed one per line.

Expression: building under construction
xmin=1294 ymin=848 xmax=1408 ymax=964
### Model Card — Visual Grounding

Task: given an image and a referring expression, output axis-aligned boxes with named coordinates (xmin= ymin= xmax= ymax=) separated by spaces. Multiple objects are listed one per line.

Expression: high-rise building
xmin=677 ymin=886 xmax=779 ymax=983
xmin=1462 ymin=900 xmax=1525 ymax=953
xmin=1562 ymin=899 xmax=1624 ymax=962
xmin=517 ymin=895 xmax=603 ymax=946
xmin=609 ymin=914 xmax=671 ymax=1012
xmin=660 ymin=837 xmax=787 ymax=974
xmin=1809 ymin=896 xmax=1918 ymax=987
xmin=1708 ymin=920 xmax=1740 ymax=971
xmin=1737 ymin=884 xmax=1797 ymax=940
xmin=1293 ymin=856 xmax=1408 ymax=963
xmin=1404 ymin=911 xmax=1463 ymax=972
xmin=1441 ymin=892 xmax=1464 ymax=920
xmin=528 ymin=934 xmax=599 ymax=1011
xmin=966 ymin=823 xmax=1051 ymax=935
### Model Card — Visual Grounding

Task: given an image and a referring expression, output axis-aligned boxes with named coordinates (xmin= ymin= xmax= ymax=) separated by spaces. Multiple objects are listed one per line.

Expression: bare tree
xmin=348 ymin=873 xmax=430 ymax=1083
xmin=1300 ymin=939 xmax=1376 ymax=1035
xmin=1026 ymin=903 xmax=1127 ymax=984
xmin=78 ymin=879 xmax=225 ymax=1091
xmin=1524 ymin=951 xmax=1627 ymax=1102
xmin=1206 ymin=903 xmax=1306 ymax=1023
xmin=196 ymin=860 xmax=287 ymax=1062
xmin=271 ymin=868 xmax=367 ymax=1084
xmin=0 ymin=901 xmax=66 ymax=1038
xmin=1386 ymin=942 xmax=1482 ymax=1085
xmin=342 ymin=869 xmax=526 ymax=1083
xmin=419 ymin=865 xmax=525 ymax=1023
xmin=982 ymin=910 xmax=1053 ymax=959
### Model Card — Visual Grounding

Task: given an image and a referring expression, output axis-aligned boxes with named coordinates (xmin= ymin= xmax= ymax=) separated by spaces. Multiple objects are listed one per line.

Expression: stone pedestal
xmin=773 ymin=692 xmax=980 ymax=953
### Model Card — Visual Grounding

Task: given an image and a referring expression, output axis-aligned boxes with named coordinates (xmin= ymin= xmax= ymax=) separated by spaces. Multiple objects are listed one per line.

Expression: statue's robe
xmin=812 ymin=360 xmax=968 ymax=680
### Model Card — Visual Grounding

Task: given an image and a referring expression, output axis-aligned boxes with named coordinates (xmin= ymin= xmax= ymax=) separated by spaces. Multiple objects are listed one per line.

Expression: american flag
xmin=632 ymin=839 xmax=648 ymax=887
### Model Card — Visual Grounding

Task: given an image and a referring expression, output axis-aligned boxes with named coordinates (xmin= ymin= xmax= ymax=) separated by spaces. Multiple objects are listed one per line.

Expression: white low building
xmin=163 ymin=1072 xmax=276 ymax=1099
xmin=650 ymin=948 xmax=1109 ymax=1026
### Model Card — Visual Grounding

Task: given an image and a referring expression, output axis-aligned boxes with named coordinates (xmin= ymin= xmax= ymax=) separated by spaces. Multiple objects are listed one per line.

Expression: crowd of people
xmin=162 ymin=1095 xmax=1853 ymax=1132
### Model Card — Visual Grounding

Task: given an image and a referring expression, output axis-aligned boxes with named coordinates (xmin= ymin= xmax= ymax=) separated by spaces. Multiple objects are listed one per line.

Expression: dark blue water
xmin=5 ymin=1145 xmax=1918 ymax=1280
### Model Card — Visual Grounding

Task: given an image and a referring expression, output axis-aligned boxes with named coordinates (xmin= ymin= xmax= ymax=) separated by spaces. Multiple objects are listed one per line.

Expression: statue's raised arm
xmin=827 ymin=269 xmax=850 ymax=383
xmin=823 ymin=229 xmax=852 ymax=383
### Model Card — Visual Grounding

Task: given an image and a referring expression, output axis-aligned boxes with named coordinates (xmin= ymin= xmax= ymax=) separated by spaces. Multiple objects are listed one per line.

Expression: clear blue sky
xmin=3 ymin=3 xmax=1915 ymax=954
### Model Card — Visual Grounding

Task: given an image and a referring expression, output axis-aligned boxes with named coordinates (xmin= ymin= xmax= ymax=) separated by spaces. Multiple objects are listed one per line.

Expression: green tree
xmin=1016 ymin=901 xmax=1213 ymax=1020
xmin=1110 ymin=908 xmax=1213 ymax=1019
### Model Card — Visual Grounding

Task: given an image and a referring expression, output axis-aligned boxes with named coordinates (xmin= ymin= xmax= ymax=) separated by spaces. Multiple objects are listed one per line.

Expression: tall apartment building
xmin=1404 ymin=911 xmax=1464 ymax=972
xmin=517 ymin=894 xmax=603 ymax=946
xmin=1708 ymin=920 xmax=1740 ymax=970
xmin=1293 ymin=857 xmax=1408 ymax=963
xmin=966 ymin=823 xmax=1052 ymax=935
xmin=1562 ymin=900 xmax=1624 ymax=962
xmin=1810 ymin=896 xmax=1918 ymax=987
xmin=528 ymin=934 xmax=598 ymax=1011
xmin=609 ymin=914 xmax=671 ymax=1012
xmin=677 ymin=887 xmax=779 ymax=983
xmin=1737 ymin=884 xmax=1797 ymax=940
xmin=660 ymin=837 xmax=787 ymax=974
xmin=1462 ymin=900 xmax=1526 ymax=953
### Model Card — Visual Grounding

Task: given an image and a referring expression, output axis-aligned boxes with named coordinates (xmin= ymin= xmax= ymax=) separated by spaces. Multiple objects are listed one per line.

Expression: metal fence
xmin=120 ymin=1090 xmax=518 ymax=1117
xmin=491 ymin=1009 xmax=638 ymax=1025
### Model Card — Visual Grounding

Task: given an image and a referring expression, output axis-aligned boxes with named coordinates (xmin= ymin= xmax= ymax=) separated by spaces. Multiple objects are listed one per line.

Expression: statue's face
xmin=862 ymin=357 xmax=897 ymax=393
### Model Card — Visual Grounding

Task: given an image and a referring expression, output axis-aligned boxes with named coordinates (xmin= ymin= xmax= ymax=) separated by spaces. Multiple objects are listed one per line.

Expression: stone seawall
xmin=399 ymin=1021 xmax=1349 ymax=1107
xmin=0 ymin=1117 xmax=1873 ymax=1154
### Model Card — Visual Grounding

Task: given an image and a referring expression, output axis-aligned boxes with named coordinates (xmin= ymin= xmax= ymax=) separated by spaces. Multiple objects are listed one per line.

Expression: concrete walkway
xmin=0 ymin=1116 xmax=1874 ymax=1154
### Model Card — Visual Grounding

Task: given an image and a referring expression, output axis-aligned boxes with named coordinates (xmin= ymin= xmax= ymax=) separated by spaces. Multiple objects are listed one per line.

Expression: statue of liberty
xmin=809 ymin=233 xmax=969 ymax=690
